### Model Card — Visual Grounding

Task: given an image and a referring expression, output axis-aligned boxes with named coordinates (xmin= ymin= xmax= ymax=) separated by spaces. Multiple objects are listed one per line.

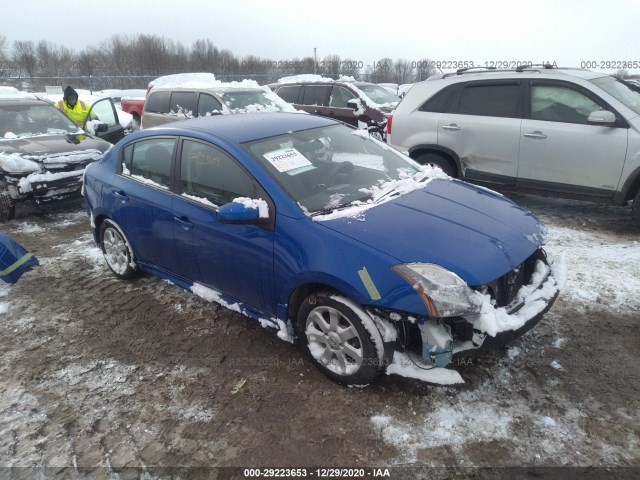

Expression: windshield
xmin=0 ymin=103 xmax=82 ymax=139
xmin=247 ymin=124 xmax=438 ymax=215
xmin=590 ymin=76 xmax=640 ymax=116
xmin=221 ymin=90 xmax=286 ymax=113
xmin=356 ymin=84 xmax=400 ymax=105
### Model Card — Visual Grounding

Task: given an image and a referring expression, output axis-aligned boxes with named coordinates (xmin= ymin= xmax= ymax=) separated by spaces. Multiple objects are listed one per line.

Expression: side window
xmin=144 ymin=91 xmax=171 ymax=113
xmin=302 ymin=85 xmax=331 ymax=106
xmin=120 ymin=138 xmax=176 ymax=189
xmin=198 ymin=93 xmax=223 ymax=117
xmin=531 ymin=85 xmax=604 ymax=124
xmin=87 ymin=98 xmax=117 ymax=127
xmin=170 ymin=91 xmax=196 ymax=117
xmin=459 ymin=84 xmax=521 ymax=118
xmin=419 ymin=84 xmax=462 ymax=113
xmin=180 ymin=140 xmax=255 ymax=206
xmin=329 ymin=86 xmax=357 ymax=108
xmin=277 ymin=85 xmax=301 ymax=103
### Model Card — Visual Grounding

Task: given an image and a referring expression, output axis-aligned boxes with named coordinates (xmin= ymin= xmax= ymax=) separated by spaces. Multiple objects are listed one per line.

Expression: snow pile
xmin=386 ymin=352 xmax=464 ymax=385
xmin=0 ymin=152 xmax=39 ymax=172
xmin=545 ymin=226 xmax=640 ymax=311
xmin=17 ymin=169 xmax=84 ymax=194
xmin=232 ymin=197 xmax=269 ymax=218
xmin=277 ymin=74 xmax=334 ymax=84
xmin=0 ymin=87 xmax=36 ymax=99
xmin=464 ymin=256 xmax=566 ymax=337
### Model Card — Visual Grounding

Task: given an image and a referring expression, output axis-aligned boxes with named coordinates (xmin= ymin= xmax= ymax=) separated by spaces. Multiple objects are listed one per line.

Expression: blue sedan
xmin=83 ymin=113 xmax=562 ymax=387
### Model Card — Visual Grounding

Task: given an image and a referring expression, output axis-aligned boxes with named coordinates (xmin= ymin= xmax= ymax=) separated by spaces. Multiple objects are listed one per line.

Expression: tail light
xmin=386 ymin=114 xmax=393 ymax=136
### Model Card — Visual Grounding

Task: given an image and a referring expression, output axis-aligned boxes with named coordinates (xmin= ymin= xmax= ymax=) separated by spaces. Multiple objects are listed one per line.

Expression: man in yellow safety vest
xmin=54 ymin=86 xmax=89 ymax=127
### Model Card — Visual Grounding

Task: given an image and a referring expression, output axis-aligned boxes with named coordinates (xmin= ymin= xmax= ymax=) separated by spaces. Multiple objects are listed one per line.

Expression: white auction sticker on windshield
xmin=263 ymin=147 xmax=312 ymax=173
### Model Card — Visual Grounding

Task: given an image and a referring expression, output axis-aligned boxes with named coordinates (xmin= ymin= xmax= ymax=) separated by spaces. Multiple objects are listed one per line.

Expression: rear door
xmin=109 ymin=136 xmax=181 ymax=274
xmin=299 ymin=84 xmax=332 ymax=118
xmin=438 ymin=80 xmax=523 ymax=185
xmin=518 ymin=80 xmax=628 ymax=196
xmin=171 ymin=138 xmax=275 ymax=313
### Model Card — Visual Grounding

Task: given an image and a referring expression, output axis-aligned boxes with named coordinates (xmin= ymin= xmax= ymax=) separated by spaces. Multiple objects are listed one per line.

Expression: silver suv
xmin=387 ymin=66 xmax=640 ymax=221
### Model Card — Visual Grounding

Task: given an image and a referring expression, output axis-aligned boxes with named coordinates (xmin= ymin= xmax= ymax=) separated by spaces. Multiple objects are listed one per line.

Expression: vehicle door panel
xmin=172 ymin=139 xmax=275 ymax=313
xmin=109 ymin=137 xmax=180 ymax=273
xmin=86 ymin=98 xmax=125 ymax=144
xmin=327 ymin=85 xmax=358 ymax=126
xmin=439 ymin=81 xmax=523 ymax=184
xmin=518 ymin=81 xmax=628 ymax=193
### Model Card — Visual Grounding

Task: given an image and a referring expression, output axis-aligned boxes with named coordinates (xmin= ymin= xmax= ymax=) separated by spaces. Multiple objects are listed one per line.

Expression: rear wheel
xmin=297 ymin=291 xmax=385 ymax=387
xmin=0 ymin=188 xmax=15 ymax=222
xmin=415 ymin=152 xmax=456 ymax=177
xmin=100 ymin=219 xmax=137 ymax=279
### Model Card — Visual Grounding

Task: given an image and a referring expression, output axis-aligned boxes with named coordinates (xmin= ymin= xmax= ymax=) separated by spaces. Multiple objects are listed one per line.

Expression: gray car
xmin=387 ymin=66 xmax=640 ymax=221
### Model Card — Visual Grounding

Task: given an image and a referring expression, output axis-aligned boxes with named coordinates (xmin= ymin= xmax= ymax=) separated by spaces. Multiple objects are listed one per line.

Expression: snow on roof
xmin=277 ymin=74 xmax=359 ymax=85
xmin=0 ymin=86 xmax=37 ymax=100
xmin=149 ymin=72 xmax=263 ymax=91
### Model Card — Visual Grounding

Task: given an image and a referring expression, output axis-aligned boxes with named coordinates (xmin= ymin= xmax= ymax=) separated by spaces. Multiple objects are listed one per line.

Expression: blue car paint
xmin=319 ymin=179 xmax=543 ymax=286
xmin=84 ymin=113 xmax=545 ymax=328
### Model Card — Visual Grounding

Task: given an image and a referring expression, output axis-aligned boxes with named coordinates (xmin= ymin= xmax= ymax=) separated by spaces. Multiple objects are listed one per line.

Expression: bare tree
xmin=393 ymin=59 xmax=414 ymax=84
xmin=414 ymin=57 xmax=437 ymax=82
xmin=190 ymin=38 xmax=218 ymax=71
xmin=0 ymin=35 xmax=10 ymax=77
xmin=340 ymin=58 xmax=361 ymax=79
xmin=318 ymin=54 xmax=341 ymax=78
xmin=613 ymin=68 xmax=629 ymax=79
xmin=371 ymin=57 xmax=394 ymax=83
xmin=36 ymin=40 xmax=74 ymax=78
xmin=12 ymin=40 xmax=37 ymax=77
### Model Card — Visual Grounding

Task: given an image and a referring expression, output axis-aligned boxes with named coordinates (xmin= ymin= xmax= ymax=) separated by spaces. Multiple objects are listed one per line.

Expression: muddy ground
xmin=0 ymin=196 xmax=638 ymax=479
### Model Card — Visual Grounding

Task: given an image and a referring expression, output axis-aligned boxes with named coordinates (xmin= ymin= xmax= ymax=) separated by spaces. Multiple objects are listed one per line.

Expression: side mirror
xmin=587 ymin=110 xmax=616 ymax=125
xmin=346 ymin=99 xmax=359 ymax=111
xmin=95 ymin=123 xmax=108 ymax=133
xmin=217 ymin=199 xmax=269 ymax=224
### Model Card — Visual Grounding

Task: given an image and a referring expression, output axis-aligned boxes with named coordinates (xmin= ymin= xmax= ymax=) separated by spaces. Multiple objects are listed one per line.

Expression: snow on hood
xmin=317 ymin=178 xmax=546 ymax=286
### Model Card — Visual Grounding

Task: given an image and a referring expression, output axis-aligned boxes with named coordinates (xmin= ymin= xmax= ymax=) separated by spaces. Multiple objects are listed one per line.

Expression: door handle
xmin=112 ymin=190 xmax=129 ymax=202
xmin=524 ymin=131 xmax=547 ymax=139
xmin=442 ymin=124 xmax=461 ymax=131
xmin=173 ymin=216 xmax=194 ymax=230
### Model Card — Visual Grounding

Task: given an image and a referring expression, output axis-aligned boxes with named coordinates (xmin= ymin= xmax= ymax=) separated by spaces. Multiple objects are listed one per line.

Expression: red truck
xmin=120 ymin=97 xmax=145 ymax=128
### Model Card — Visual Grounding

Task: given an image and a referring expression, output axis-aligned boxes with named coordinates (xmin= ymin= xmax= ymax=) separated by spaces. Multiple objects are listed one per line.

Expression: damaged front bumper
xmin=374 ymin=254 xmax=565 ymax=384
xmin=5 ymin=168 xmax=86 ymax=203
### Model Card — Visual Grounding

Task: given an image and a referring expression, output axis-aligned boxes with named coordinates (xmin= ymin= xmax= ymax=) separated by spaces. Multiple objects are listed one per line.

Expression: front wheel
xmin=415 ymin=152 xmax=456 ymax=177
xmin=297 ymin=291 xmax=385 ymax=387
xmin=100 ymin=219 xmax=137 ymax=279
xmin=0 ymin=188 xmax=15 ymax=222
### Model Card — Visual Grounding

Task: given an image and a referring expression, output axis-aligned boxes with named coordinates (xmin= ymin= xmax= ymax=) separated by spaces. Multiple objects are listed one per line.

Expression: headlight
xmin=0 ymin=154 xmax=40 ymax=174
xmin=392 ymin=263 xmax=481 ymax=317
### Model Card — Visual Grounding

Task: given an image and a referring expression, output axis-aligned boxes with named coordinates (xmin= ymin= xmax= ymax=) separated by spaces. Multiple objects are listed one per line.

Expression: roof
xmin=428 ymin=67 xmax=608 ymax=83
xmin=147 ymin=112 xmax=338 ymax=143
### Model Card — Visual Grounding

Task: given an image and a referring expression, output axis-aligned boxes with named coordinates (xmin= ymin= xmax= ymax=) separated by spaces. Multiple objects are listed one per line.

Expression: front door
xmin=518 ymin=80 xmax=628 ymax=196
xmin=171 ymin=139 xmax=275 ymax=313
xmin=86 ymin=98 xmax=125 ymax=144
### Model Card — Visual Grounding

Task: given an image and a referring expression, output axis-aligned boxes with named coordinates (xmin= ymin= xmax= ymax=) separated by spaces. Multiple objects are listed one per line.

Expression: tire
xmin=0 ymin=188 xmax=15 ymax=222
xmin=633 ymin=189 xmax=640 ymax=224
xmin=297 ymin=291 xmax=385 ymax=387
xmin=415 ymin=152 xmax=456 ymax=177
xmin=100 ymin=219 xmax=137 ymax=279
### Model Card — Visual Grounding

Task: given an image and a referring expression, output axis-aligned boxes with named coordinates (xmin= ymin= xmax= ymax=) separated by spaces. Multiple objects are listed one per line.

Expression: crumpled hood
xmin=318 ymin=179 xmax=546 ymax=286
xmin=0 ymin=134 xmax=109 ymax=159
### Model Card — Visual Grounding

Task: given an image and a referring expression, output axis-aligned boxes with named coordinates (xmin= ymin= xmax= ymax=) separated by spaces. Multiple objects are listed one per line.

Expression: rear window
xmin=459 ymin=83 xmax=521 ymax=118
xmin=277 ymin=85 xmax=302 ymax=103
xmin=144 ymin=91 xmax=171 ymax=113
xmin=419 ymin=84 xmax=462 ymax=113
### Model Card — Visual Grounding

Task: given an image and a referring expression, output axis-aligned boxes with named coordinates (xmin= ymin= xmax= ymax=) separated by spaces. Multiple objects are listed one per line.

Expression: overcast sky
xmin=3 ymin=0 xmax=640 ymax=73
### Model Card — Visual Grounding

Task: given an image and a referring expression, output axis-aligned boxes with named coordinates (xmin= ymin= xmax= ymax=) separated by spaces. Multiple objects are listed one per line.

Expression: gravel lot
xmin=0 ymin=194 xmax=638 ymax=478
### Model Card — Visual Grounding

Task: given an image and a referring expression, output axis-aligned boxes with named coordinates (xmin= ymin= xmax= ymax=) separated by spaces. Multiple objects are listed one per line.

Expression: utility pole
xmin=313 ymin=48 xmax=317 ymax=74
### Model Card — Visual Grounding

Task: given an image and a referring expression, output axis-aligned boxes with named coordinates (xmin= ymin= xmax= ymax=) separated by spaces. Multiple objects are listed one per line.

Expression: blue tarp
xmin=0 ymin=233 xmax=39 ymax=284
